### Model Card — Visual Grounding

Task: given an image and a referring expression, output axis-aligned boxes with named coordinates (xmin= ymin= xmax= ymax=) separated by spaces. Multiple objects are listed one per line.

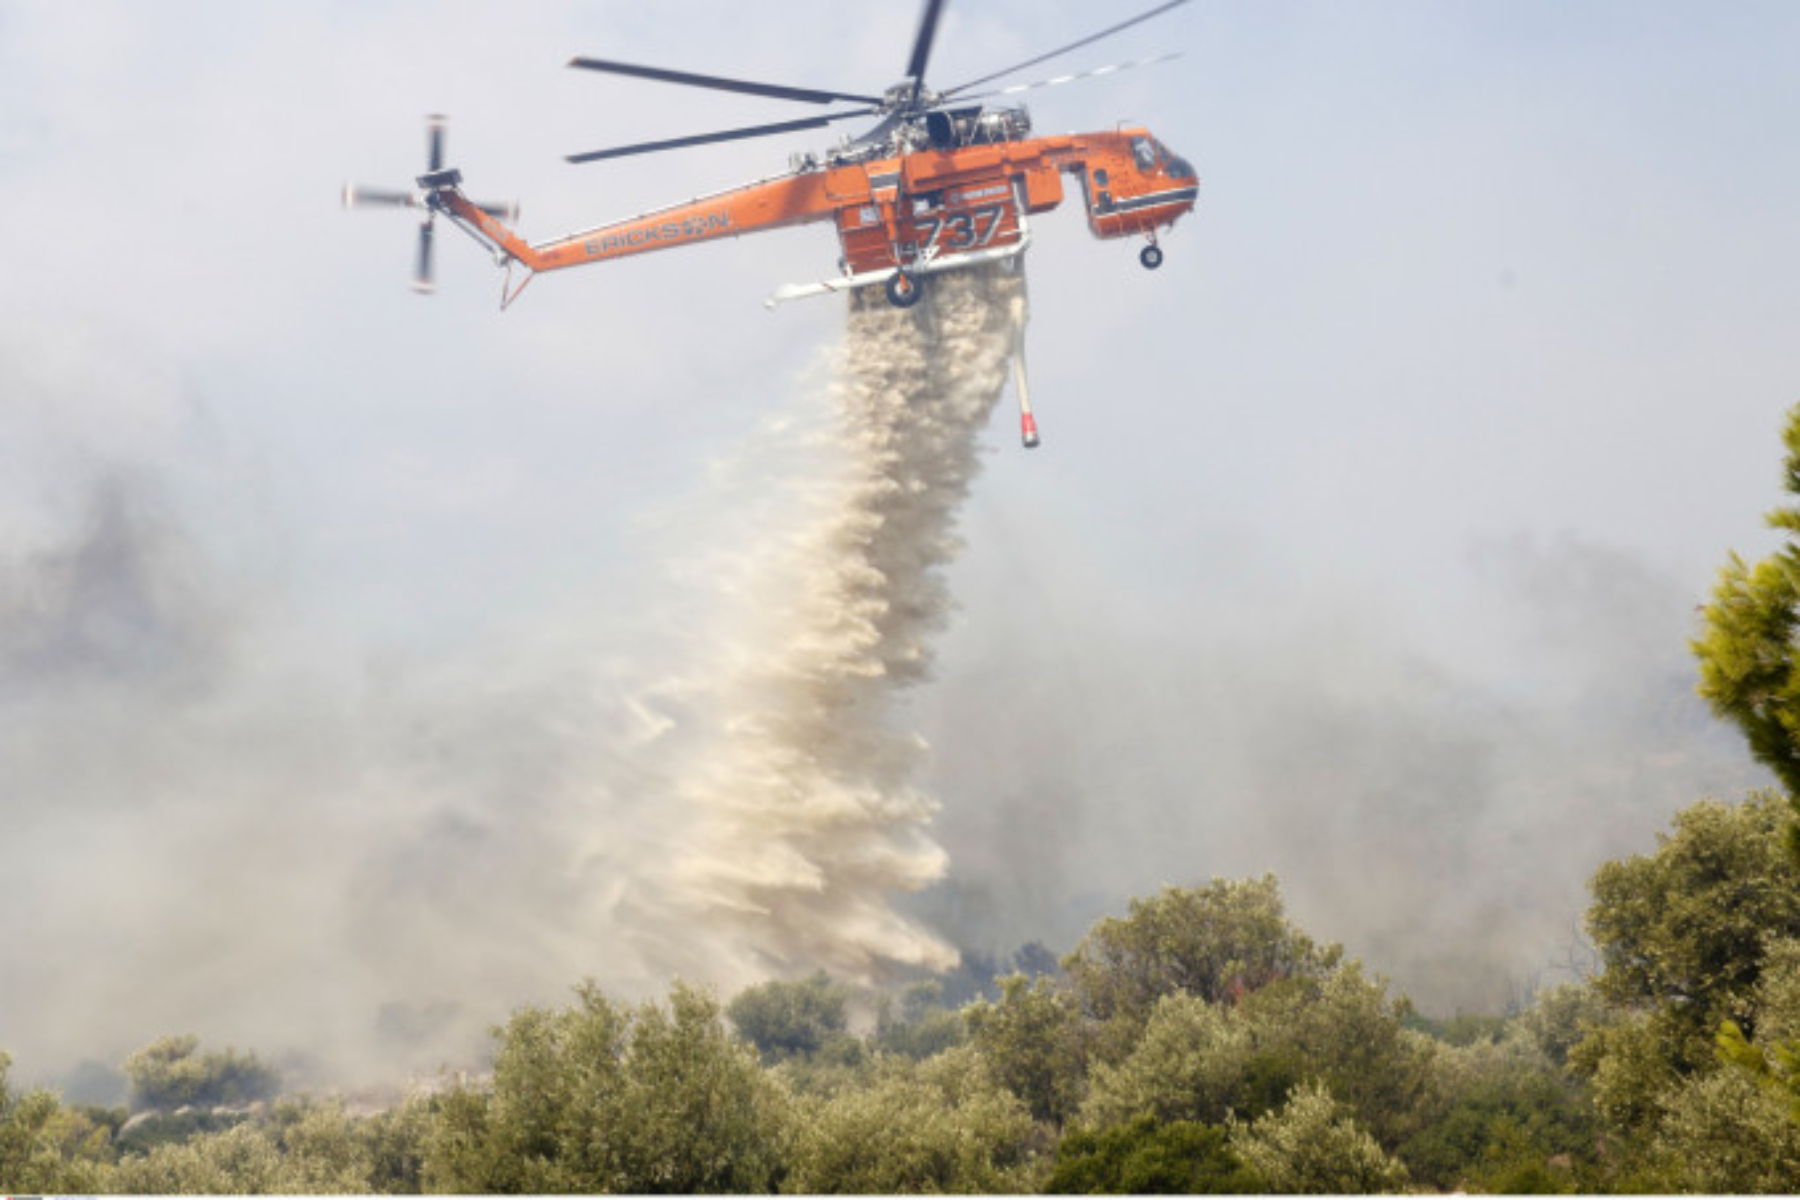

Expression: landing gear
xmin=886 ymin=269 xmax=923 ymax=308
xmin=1139 ymin=244 xmax=1164 ymax=270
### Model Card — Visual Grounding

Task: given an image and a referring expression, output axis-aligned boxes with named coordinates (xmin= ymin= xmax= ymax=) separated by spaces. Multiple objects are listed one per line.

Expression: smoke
xmin=3 ymin=242 xmax=1759 ymax=1096
xmin=0 ymin=267 xmax=1025 ymax=1088
xmin=914 ymin=525 xmax=1768 ymax=1013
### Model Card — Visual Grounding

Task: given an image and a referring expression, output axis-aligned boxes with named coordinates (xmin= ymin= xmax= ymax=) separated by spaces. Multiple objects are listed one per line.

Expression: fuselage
xmin=437 ymin=109 xmax=1197 ymax=287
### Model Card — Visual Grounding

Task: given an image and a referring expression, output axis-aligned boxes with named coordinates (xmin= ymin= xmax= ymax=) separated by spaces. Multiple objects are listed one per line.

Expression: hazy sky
xmin=3 ymin=0 xmax=1797 ymax=1084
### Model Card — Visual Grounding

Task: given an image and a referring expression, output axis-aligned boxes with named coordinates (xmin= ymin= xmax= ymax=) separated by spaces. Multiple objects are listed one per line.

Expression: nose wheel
xmin=1139 ymin=244 xmax=1164 ymax=270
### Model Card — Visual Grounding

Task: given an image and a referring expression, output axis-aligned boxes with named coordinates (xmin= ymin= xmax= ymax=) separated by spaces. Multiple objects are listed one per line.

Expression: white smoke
xmin=0 ymin=265 xmax=1025 ymax=1090
xmin=652 ymin=264 xmax=1026 ymax=987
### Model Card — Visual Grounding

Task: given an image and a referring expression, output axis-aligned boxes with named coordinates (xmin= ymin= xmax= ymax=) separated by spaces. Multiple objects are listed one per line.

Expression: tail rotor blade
xmin=413 ymin=218 xmax=435 ymax=294
xmin=342 ymin=183 xmax=418 ymax=210
xmin=426 ymin=114 xmax=447 ymax=173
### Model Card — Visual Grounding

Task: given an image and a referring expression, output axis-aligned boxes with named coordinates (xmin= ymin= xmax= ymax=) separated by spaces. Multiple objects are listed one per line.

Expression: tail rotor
xmin=343 ymin=115 xmax=517 ymax=294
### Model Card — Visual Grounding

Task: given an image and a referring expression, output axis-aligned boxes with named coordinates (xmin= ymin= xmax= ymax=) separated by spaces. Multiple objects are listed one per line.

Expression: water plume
xmin=661 ymin=263 xmax=1026 ymax=987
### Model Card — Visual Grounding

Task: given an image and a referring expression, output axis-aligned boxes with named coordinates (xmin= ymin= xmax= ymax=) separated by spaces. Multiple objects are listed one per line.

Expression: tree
xmin=1231 ymin=962 xmax=1432 ymax=1148
xmin=1079 ymin=993 xmax=1254 ymax=1130
xmin=1516 ymin=981 xmax=1613 ymax=1068
xmin=727 ymin=971 xmax=855 ymax=1064
xmin=1062 ymin=875 xmax=1334 ymax=1048
xmin=873 ymin=981 xmax=965 ymax=1061
xmin=121 ymin=1034 xmax=280 ymax=1111
xmin=111 ymin=1122 xmax=289 ymax=1194
xmin=1401 ymin=1026 xmax=1597 ymax=1191
xmin=423 ymin=980 xmax=791 ymax=1194
xmin=1655 ymin=1065 xmax=1800 ymax=1192
xmin=262 ymin=1100 xmax=377 ymax=1194
xmin=1694 ymin=403 xmax=1800 ymax=816
xmin=1047 ymin=1116 xmax=1265 ymax=1194
xmin=358 ymin=1092 xmax=436 ymax=1195
xmin=1585 ymin=792 xmax=1800 ymax=1060
xmin=1227 ymin=1080 xmax=1410 ymax=1194
xmin=0 ymin=1052 xmax=112 ymax=1193
xmin=1755 ymin=937 xmax=1800 ymax=1046
xmin=782 ymin=1047 xmax=1043 ymax=1194
xmin=963 ymin=973 xmax=1090 ymax=1126
xmin=615 ymin=982 xmax=792 ymax=1191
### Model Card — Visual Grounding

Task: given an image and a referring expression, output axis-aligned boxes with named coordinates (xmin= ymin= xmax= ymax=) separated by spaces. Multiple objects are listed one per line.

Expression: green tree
xmin=359 ymin=1092 xmax=436 ymax=1194
xmin=873 ymin=981 xmax=965 ymax=1061
xmin=111 ymin=1122 xmax=289 ymax=1194
xmin=263 ymin=1100 xmax=376 ymax=1193
xmin=782 ymin=1047 xmax=1042 ymax=1194
xmin=1079 ymin=992 xmax=1254 ymax=1130
xmin=1568 ymin=1008 xmax=1682 ymax=1140
xmin=1080 ymin=960 xmax=1430 ymax=1149
xmin=424 ymin=980 xmax=791 ymax=1193
xmin=1750 ymin=936 xmax=1800 ymax=1045
xmin=1062 ymin=875 xmax=1334 ymax=1047
xmin=1585 ymin=792 xmax=1800 ymax=1061
xmin=1232 ymin=961 xmax=1432 ymax=1148
xmin=1227 ymin=1080 xmax=1410 ymax=1194
xmin=1694 ymin=402 xmax=1800 ymax=821
xmin=1401 ymin=1025 xmax=1597 ymax=1191
xmin=1516 ymin=981 xmax=1613 ymax=1068
xmin=0 ymin=1052 xmax=112 ymax=1193
xmin=121 ymin=1034 xmax=280 ymax=1111
xmin=963 ymin=973 xmax=1090 ymax=1126
xmin=1655 ymin=1065 xmax=1800 ymax=1192
xmin=727 ymin=971 xmax=855 ymax=1065
xmin=1047 ymin=1116 xmax=1265 ymax=1194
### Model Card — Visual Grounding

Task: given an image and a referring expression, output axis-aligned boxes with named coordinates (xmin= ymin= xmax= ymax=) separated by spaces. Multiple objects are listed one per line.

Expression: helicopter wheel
xmin=1139 ymin=244 xmax=1165 ymax=270
xmin=886 ymin=270 xmax=923 ymax=308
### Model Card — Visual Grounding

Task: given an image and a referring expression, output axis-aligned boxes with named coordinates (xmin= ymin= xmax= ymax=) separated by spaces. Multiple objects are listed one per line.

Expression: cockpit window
xmin=1131 ymin=137 xmax=1157 ymax=169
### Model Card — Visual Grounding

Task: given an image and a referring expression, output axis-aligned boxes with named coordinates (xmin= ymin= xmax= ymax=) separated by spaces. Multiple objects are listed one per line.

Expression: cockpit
xmin=1131 ymin=135 xmax=1196 ymax=181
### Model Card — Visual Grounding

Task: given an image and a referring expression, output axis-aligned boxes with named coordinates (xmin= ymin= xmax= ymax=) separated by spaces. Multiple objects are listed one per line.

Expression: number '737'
xmin=915 ymin=204 xmax=1007 ymax=252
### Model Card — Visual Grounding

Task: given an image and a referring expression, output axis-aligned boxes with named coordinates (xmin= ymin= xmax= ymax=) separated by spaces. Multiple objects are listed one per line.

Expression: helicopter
xmin=344 ymin=0 xmax=1198 ymax=445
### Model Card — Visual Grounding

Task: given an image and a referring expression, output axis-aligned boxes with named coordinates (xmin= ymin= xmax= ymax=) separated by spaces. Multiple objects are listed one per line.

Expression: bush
xmin=1048 ymin=1116 xmax=1264 ymax=1194
xmin=1228 ymin=1081 xmax=1409 ymax=1194
xmin=424 ymin=980 xmax=792 ymax=1193
xmin=122 ymin=1035 xmax=280 ymax=1111
xmin=783 ymin=1047 xmax=1043 ymax=1194
xmin=728 ymin=972 xmax=855 ymax=1064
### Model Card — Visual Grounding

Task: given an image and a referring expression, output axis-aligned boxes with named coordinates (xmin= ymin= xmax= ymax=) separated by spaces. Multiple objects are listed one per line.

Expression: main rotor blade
xmin=904 ymin=0 xmax=949 ymax=94
xmin=567 ymin=57 xmax=882 ymax=106
xmin=953 ymin=52 xmax=1182 ymax=104
xmin=566 ymin=109 xmax=874 ymax=164
xmin=942 ymin=0 xmax=1190 ymax=98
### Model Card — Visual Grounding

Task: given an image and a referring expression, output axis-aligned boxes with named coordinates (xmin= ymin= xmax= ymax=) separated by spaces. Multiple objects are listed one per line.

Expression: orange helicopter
xmin=345 ymin=0 xmax=1198 ymax=445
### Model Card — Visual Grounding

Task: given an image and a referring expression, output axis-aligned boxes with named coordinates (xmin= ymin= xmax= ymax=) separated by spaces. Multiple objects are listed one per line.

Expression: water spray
xmin=665 ymin=262 xmax=1027 ymax=986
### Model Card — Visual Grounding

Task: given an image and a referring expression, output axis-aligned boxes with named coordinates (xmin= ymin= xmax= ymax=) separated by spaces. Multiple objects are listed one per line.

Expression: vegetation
xmin=6 ymin=816 xmax=1799 ymax=1193
xmin=121 ymin=1034 xmax=281 ymax=1112
xmin=10 ymin=407 xmax=1800 ymax=1192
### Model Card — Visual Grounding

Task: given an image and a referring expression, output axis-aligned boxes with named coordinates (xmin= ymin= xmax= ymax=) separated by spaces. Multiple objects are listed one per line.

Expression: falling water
xmin=663 ymin=261 xmax=1027 ymax=985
